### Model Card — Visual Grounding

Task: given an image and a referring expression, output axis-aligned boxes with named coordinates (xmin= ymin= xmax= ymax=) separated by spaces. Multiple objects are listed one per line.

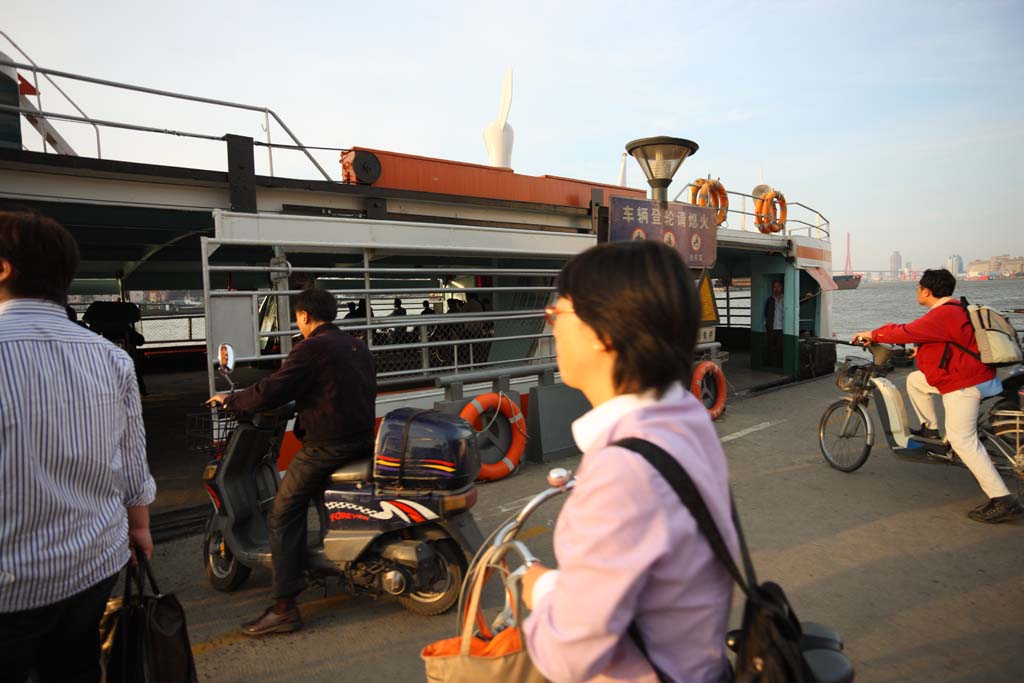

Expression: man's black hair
xmin=556 ymin=240 xmax=699 ymax=396
xmin=0 ymin=211 xmax=80 ymax=305
xmin=293 ymin=288 xmax=338 ymax=323
xmin=919 ymin=269 xmax=956 ymax=298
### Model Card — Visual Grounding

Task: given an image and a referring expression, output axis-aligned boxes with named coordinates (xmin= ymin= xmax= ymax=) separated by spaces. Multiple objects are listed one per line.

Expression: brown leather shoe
xmin=240 ymin=605 xmax=303 ymax=636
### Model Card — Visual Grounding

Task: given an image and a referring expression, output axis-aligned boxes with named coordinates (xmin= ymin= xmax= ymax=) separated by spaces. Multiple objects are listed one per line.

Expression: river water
xmin=831 ymin=279 xmax=1024 ymax=361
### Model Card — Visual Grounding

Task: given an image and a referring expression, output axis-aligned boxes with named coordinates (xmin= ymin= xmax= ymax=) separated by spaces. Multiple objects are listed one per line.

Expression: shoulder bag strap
xmin=613 ymin=437 xmax=751 ymax=593
xmin=613 ymin=438 xmax=758 ymax=683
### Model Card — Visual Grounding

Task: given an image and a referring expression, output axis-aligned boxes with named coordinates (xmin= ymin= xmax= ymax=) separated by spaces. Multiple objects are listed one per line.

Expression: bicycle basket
xmin=835 ymin=358 xmax=871 ymax=392
xmin=187 ymin=411 xmax=237 ymax=457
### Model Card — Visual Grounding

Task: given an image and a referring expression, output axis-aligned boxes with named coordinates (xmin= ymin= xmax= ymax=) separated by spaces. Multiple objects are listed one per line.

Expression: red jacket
xmin=872 ymin=300 xmax=994 ymax=394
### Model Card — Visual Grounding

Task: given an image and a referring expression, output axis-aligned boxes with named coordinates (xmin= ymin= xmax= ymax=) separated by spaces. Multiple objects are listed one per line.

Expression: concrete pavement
xmin=149 ymin=369 xmax=1023 ymax=682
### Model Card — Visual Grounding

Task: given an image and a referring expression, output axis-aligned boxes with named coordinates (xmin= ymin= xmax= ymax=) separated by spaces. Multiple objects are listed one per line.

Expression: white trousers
xmin=905 ymin=370 xmax=1009 ymax=499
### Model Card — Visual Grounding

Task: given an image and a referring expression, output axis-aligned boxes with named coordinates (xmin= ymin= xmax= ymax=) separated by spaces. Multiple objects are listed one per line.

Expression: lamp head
xmin=625 ymin=136 xmax=699 ymax=202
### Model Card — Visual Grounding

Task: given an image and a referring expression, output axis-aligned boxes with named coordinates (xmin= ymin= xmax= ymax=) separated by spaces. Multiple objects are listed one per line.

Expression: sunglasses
xmin=543 ymin=305 xmax=576 ymax=325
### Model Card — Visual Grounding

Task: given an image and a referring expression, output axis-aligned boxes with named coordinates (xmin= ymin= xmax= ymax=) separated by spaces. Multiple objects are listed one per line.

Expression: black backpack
xmin=615 ymin=438 xmax=814 ymax=683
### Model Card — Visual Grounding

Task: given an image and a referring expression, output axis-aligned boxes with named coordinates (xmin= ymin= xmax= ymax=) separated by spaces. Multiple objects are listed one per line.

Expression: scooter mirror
xmin=217 ymin=343 xmax=236 ymax=374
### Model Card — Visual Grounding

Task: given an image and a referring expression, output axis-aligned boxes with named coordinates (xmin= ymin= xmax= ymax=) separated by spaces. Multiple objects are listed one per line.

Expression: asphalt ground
xmin=149 ymin=368 xmax=1023 ymax=683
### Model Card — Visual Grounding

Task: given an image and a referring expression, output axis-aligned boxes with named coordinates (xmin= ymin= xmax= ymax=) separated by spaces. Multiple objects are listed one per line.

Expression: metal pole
xmin=271 ymin=247 xmax=292 ymax=356
xmin=363 ymin=250 xmax=373 ymax=354
xmin=201 ymin=238 xmax=217 ymax=398
xmin=264 ymin=110 xmax=274 ymax=177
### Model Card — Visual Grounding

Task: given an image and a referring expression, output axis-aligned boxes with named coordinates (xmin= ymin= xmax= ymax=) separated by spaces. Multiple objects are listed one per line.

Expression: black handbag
xmin=100 ymin=554 xmax=198 ymax=683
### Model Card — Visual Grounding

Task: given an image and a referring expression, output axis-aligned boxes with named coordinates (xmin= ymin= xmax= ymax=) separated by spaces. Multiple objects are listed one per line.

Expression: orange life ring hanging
xmin=689 ymin=178 xmax=729 ymax=227
xmin=755 ymin=190 xmax=787 ymax=234
xmin=691 ymin=361 xmax=728 ymax=420
xmin=458 ymin=393 xmax=526 ymax=482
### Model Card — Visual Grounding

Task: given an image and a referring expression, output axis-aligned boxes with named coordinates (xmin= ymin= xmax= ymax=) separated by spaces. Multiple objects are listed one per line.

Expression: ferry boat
xmin=833 ymin=273 xmax=862 ymax=290
xmin=0 ymin=47 xmax=838 ymax=468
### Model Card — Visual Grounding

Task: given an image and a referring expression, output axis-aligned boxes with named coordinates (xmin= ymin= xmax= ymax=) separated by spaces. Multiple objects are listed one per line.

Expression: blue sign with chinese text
xmin=609 ymin=197 xmax=717 ymax=268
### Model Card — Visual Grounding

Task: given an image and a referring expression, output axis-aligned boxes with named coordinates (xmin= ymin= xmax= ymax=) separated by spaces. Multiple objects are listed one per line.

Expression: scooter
xmin=818 ymin=341 xmax=1024 ymax=479
xmin=199 ymin=343 xmax=484 ymax=616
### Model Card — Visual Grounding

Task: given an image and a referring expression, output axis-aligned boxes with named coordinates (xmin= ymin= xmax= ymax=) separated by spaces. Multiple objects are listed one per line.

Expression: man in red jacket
xmin=853 ymin=269 xmax=1022 ymax=524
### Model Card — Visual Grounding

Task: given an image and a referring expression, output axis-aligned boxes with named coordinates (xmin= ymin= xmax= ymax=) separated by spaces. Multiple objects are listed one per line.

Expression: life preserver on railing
xmin=459 ymin=393 xmax=527 ymax=482
xmin=691 ymin=361 xmax=728 ymax=420
xmin=755 ymin=190 xmax=787 ymax=234
xmin=689 ymin=178 xmax=729 ymax=227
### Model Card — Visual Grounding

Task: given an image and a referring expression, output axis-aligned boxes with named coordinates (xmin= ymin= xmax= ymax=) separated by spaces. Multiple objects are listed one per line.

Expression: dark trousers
xmin=270 ymin=442 xmax=372 ymax=599
xmin=0 ymin=572 xmax=118 ymax=683
xmin=767 ymin=329 xmax=783 ymax=368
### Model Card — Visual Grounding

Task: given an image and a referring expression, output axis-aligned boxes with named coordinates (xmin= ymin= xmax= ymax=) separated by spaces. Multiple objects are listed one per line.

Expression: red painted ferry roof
xmin=341 ymin=147 xmax=646 ymax=209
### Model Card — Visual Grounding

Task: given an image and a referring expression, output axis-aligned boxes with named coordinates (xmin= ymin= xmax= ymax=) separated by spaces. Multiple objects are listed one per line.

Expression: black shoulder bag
xmin=614 ymin=438 xmax=814 ymax=683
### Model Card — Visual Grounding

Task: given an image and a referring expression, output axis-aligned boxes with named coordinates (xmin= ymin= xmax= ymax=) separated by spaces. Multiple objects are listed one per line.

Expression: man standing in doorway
xmin=0 ymin=211 xmax=156 ymax=682
xmin=208 ymin=287 xmax=376 ymax=634
xmin=854 ymin=268 xmax=1022 ymax=523
xmin=763 ymin=279 xmax=784 ymax=368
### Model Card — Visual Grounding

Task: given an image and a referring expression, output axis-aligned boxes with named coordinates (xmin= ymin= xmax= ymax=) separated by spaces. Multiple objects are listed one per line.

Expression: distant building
xmin=967 ymin=254 xmax=1024 ymax=277
xmin=946 ymin=254 xmax=964 ymax=275
xmin=889 ymin=250 xmax=902 ymax=279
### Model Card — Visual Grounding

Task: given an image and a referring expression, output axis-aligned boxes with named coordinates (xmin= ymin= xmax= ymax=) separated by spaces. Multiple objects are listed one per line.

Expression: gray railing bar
xmin=0 ymin=103 xmax=224 ymax=141
xmin=207 ymin=265 xmax=560 ymax=276
xmin=260 ymin=311 xmax=547 ymax=337
xmin=435 ymin=362 xmax=559 ymax=387
xmin=0 ymin=31 xmax=102 ymax=157
xmin=0 ymin=57 xmax=333 ymax=182
xmin=356 ymin=332 xmax=551 ymax=354
xmin=376 ymin=355 xmax=557 ymax=379
xmin=206 ymin=236 xmax=588 ymax=256
xmin=209 ymin=285 xmax=554 ymax=297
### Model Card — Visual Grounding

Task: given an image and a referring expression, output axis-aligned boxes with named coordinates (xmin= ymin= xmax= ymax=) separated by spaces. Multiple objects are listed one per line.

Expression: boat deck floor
xmin=143 ymin=354 xmax=790 ymax=516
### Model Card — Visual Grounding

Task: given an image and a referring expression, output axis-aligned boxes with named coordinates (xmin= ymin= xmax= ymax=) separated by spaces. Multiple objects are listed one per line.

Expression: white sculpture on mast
xmin=617 ymin=152 xmax=628 ymax=186
xmin=483 ymin=68 xmax=514 ymax=168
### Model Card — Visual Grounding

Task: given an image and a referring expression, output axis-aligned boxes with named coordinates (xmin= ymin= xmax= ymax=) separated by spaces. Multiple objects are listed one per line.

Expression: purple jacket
xmin=523 ymin=384 xmax=737 ymax=683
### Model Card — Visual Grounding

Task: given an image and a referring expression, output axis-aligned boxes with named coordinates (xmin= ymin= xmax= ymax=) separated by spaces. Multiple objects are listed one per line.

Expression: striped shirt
xmin=0 ymin=299 xmax=155 ymax=611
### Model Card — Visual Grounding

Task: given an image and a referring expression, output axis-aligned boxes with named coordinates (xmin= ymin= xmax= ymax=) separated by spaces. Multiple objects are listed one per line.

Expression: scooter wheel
xmin=818 ymin=399 xmax=872 ymax=472
xmin=204 ymin=525 xmax=252 ymax=592
xmin=398 ymin=541 xmax=464 ymax=616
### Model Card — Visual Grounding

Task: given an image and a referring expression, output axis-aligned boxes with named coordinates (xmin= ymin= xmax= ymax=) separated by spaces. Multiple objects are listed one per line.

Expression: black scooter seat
xmin=330 ymin=458 xmax=374 ymax=483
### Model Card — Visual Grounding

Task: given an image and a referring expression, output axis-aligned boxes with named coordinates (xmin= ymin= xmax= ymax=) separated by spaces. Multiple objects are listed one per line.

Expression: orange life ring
xmin=691 ymin=361 xmax=727 ymax=420
xmin=755 ymin=190 xmax=787 ymax=234
xmin=459 ymin=393 xmax=526 ymax=482
xmin=689 ymin=178 xmax=729 ymax=226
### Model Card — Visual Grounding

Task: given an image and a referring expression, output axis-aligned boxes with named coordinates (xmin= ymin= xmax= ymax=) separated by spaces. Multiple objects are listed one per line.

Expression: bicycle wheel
xmin=819 ymin=399 xmax=872 ymax=472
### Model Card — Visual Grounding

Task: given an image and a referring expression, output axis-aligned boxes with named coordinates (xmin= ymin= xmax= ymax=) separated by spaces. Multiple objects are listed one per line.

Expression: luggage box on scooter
xmin=374 ymin=408 xmax=481 ymax=490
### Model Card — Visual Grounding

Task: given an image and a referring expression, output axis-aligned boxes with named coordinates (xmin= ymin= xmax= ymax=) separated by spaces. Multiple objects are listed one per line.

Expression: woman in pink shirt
xmin=522 ymin=240 xmax=738 ymax=683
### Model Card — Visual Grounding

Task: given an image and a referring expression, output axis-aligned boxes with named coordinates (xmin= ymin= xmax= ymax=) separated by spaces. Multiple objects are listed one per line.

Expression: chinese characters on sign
xmin=609 ymin=197 xmax=718 ymax=268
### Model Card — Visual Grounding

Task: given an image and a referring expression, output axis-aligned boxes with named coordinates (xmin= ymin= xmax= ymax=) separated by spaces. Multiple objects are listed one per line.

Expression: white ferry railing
xmin=0 ymin=57 xmax=333 ymax=182
xmin=0 ymin=31 xmax=101 ymax=157
xmin=676 ymin=183 xmax=831 ymax=241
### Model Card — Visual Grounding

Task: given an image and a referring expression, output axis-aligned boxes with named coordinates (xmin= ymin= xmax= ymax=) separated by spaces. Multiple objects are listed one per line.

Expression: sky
xmin=5 ymin=0 xmax=1024 ymax=272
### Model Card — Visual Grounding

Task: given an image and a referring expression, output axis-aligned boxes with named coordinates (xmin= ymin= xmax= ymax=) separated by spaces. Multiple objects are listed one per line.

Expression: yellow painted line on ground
xmin=516 ymin=525 xmax=550 ymax=541
xmin=191 ymin=593 xmax=352 ymax=656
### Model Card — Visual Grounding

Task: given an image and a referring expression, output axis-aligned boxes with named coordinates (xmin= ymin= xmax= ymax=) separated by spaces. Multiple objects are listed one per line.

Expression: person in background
xmin=389 ymin=296 xmax=408 ymax=338
xmin=763 ymin=278 xmax=784 ymax=368
xmin=207 ymin=288 xmax=377 ymax=635
xmin=521 ymin=240 xmax=737 ymax=683
xmin=0 ymin=211 xmax=156 ymax=682
xmin=853 ymin=268 xmax=1023 ymax=523
xmin=420 ymin=300 xmax=432 ymax=315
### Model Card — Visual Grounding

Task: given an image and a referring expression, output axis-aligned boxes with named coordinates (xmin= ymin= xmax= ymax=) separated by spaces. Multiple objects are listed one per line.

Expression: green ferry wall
xmin=713 ymin=251 xmax=801 ymax=377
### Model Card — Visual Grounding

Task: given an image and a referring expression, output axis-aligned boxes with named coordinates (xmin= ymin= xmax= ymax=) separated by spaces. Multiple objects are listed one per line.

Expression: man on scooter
xmin=208 ymin=287 xmax=377 ymax=634
xmin=853 ymin=269 xmax=1023 ymax=524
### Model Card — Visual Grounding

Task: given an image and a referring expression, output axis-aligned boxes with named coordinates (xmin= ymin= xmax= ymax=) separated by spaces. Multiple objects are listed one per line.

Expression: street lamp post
xmin=625 ymin=136 xmax=699 ymax=203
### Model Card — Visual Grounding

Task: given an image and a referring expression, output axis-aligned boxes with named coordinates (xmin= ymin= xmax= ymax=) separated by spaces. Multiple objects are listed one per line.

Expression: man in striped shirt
xmin=0 ymin=211 xmax=156 ymax=682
